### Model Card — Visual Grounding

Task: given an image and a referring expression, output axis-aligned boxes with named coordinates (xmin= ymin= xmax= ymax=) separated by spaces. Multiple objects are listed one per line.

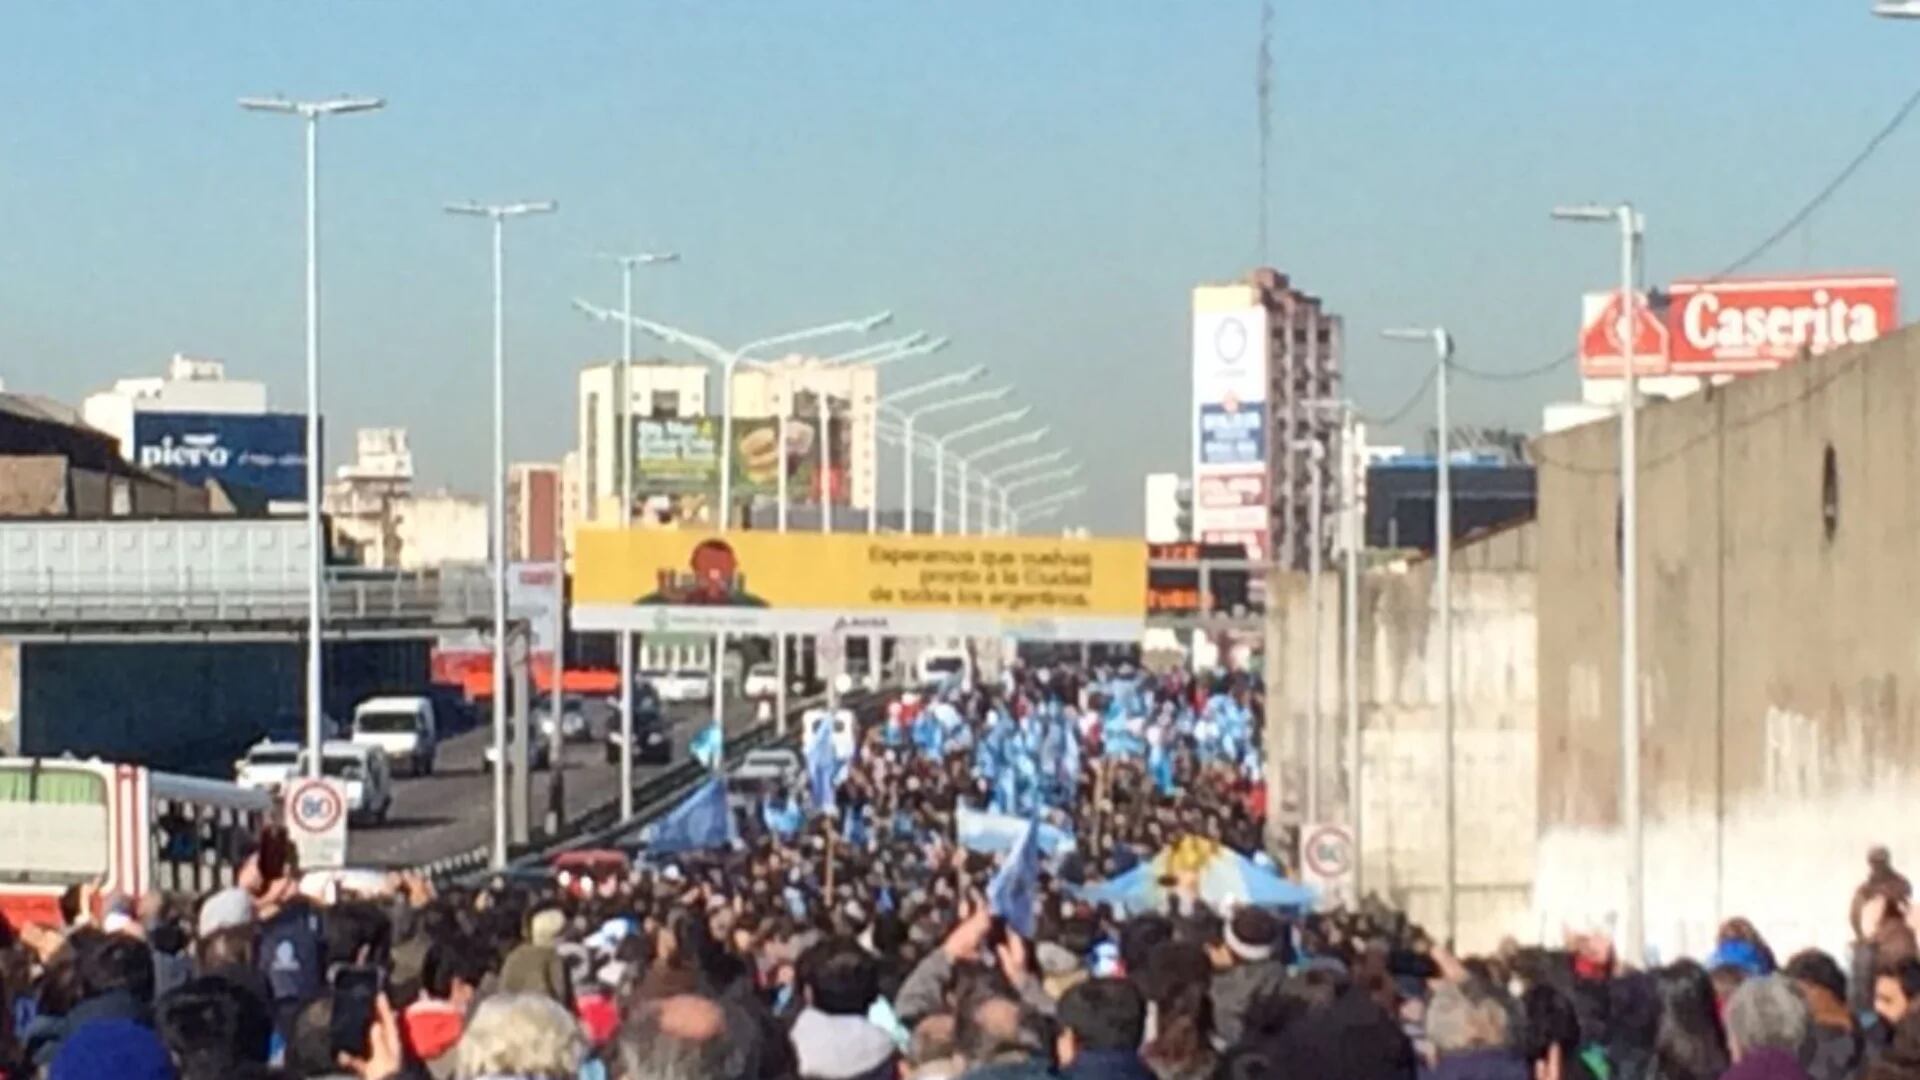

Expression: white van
xmin=916 ymin=647 xmax=972 ymax=690
xmin=351 ymin=696 xmax=438 ymax=778
xmin=297 ymin=742 xmax=394 ymax=826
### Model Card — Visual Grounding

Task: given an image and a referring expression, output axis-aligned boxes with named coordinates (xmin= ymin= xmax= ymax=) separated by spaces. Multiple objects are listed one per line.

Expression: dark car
xmin=604 ymin=691 xmax=670 ymax=765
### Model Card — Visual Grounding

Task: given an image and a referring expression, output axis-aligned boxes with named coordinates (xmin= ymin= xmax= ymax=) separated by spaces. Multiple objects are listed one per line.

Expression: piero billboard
xmin=1192 ymin=296 xmax=1271 ymax=561
xmin=132 ymin=411 xmax=309 ymax=501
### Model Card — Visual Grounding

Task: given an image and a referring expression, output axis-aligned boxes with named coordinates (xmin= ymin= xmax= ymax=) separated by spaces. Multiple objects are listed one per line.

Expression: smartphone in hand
xmin=329 ymin=965 xmax=385 ymax=1059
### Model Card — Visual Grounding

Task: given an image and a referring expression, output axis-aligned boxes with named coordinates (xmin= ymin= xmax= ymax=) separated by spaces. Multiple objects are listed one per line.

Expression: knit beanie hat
xmin=1226 ymin=907 xmax=1282 ymax=963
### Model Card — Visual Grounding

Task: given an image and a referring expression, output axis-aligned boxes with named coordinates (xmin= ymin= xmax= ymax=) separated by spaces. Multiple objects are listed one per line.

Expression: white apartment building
xmin=576 ymin=360 xmax=709 ymax=524
xmin=730 ymin=357 xmax=879 ymax=512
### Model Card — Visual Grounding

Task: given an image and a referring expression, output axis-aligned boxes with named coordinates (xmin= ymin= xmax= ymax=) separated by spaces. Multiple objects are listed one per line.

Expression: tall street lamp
xmin=953 ymin=427 xmax=1050 ymax=536
xmin=447 ymin=199 xmax=556 ymax=868
xmin=997 ymin=466 xmax=1080 ymax=533
xmin=1010 ymin=485 xmax=1087 ymax=532
xmin=884 ymin=384 xmax=1008 ymax=534
xmin=1383 ymin=325 xmax=1455 ymax=945
xmin=590 ymin=249 xmax=677 ymax=822
xmin=238 ymin=94 xmax=384 ymax=780
xmin=987 ymin=450 xmax=1070 ymax=533
xmin=926 ymin=406 xmax=1030 ymax=536
xmin=1553 ymin=200 xmax=1646 ymax=965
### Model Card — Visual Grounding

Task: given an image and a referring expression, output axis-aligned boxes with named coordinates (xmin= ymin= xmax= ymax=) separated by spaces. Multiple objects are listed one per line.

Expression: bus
xmin=0 ymin=757 xmax=272 ymax=930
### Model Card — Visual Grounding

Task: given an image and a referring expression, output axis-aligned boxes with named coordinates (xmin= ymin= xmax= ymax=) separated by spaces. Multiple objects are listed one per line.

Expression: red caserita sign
xmin=1666 ymin=274 xmax=1899 ymax=375
xmin=1578 ymin=273 xmax=1900 ymax=379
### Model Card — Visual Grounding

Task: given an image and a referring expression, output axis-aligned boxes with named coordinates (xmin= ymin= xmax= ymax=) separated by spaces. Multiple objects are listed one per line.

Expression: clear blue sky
xmin=3 ymin=2 xmax=1917 ymax=533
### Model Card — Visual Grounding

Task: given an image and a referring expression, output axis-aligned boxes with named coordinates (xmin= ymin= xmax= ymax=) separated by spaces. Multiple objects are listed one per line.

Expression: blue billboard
xmin=1198 ymin=403 xmax=1265 ymax=466
xmin=132 ymin=412 xmax=309 ymax=501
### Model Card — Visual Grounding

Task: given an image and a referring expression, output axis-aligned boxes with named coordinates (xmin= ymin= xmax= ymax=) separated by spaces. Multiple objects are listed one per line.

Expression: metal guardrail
xmin=0 ymin=567 xmax=494 ymax=628
xmin=421 ymin=692 xmax=884 ymax=888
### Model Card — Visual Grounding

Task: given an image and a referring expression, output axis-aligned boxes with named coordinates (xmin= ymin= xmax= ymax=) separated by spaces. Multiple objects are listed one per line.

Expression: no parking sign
xmin=1299 ymin=822 xmax=1355 ymax=909
xmin=285 ymin=777 xmax=349 ymax=869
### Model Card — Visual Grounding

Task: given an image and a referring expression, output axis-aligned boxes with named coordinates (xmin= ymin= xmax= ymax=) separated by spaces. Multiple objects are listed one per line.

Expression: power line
xmin=1356 ymin=363 xmax=1438 ymax=429
xmin=1446 ymin=83 xmax=1920 ymax=385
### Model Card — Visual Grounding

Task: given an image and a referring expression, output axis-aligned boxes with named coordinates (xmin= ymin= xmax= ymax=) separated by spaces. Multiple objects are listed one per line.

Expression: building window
xmin=585 ymin=391 xmax=600 ymax=513
xmin=652 ymin=390 xmax=680 ymax=419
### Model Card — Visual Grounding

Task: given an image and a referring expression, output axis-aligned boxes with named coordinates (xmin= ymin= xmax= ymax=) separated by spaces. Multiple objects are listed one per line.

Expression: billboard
xmin=1198 ymin=404 xmax=1264 ymax=466
xmin=632 ymin=417 xmax=720 ymax=495
xmin=731 ymin=398 xmax=852 ymax=504
xmin=1193 ymin=303 xmax=1272 ymax=561
xmin=1193 ymin=307 xmax=1269 ymax=410
xmin=571 ymin=529 xmax=1147 ymax=642
xmin=1577 ymin=273 xmax=1900 ymax=379
xmin=1576 ymin=291 xmax=1670 ymax=379
xmin=1145 ymin=541 xmax=1255 ymax=617
xmin=1667 ymin=274 xmax=1898 ymax=374
xmin=132 ymin=411 xmax=308 ymax=501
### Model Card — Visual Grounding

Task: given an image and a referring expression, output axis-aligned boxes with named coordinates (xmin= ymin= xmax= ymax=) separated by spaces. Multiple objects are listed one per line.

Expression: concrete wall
xmin=1265 ymin=522 xmax=1537 ymax=949
xmin=1534 ymin=324 xmax=1920 ymax=963
xmin=14 ymin=638 xmax=429 ymax=774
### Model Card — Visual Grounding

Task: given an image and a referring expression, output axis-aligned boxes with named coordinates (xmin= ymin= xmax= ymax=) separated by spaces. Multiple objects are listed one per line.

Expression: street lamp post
xmin=1286 ymin=436 xmax=1328 ymax=827
xmin=1383 ymin=324 xmax=1457 ymax=946
xmin=996 ymin=466 xmax=1080 ymax=533
xmin=986 ymin=451 xmax=1070 ymax=534
xmin=1010 ymin=485 xmax=1087 ymax=533
xmin=592 ymin=250 xmax=677 ymax=822
xmin=448 ymin=200 xmax=556 ymax=869
xmin=1553 ymin=201 xmax=1645 ymax=965
xmin=928 ymin=406 xmax=1030 ymax=536
xmin=238 ymin=94 xmax=384 ymax=781
xmin=885 ymin=384 xmax=1009 ymax=535
xmin=1339 ymin=403 xmax=1362 ymax=897
xmin=952 ymin=427 xmax=1049 ymax=535
xmin=1874 ymin=1 xmax=1920 ymax=16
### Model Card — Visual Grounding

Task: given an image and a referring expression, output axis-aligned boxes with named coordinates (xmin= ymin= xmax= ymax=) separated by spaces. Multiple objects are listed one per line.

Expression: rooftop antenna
xmin=1257 ymin=0 xmax=1273 ymax=265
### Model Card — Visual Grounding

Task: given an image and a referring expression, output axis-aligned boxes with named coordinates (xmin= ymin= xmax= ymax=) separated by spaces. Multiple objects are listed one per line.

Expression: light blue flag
xmin=690 ymin=722 xmax=723 ymax=769
xmin=956 ymin=805 xmax=1076 ymax=859
xmin=762 ymin=797 xmax=803 ymax=840
xmin=807 ymin=710 xmax=840 ymax=814
xmin=986 ymin=819 xmax=1041 ymax=938
xmin=646 ymin=777 xmax=734 ymax=857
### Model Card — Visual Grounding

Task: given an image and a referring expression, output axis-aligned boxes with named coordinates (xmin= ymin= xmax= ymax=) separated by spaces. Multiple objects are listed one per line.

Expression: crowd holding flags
xmin=640 ymin=658 xmax=1276 ymax=930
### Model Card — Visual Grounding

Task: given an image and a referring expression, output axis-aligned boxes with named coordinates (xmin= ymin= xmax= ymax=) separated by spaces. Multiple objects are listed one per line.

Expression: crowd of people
xmin=2 ymin=663 xmax=1918 ymax=1080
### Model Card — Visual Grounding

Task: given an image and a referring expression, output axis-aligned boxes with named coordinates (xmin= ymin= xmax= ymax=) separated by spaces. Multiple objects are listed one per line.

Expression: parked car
xmin=743 ymin=662 xmax=780 ymax=699
xmin=603 ymin=700 xmax=671 ymax=766
xmin=483 ymin=730 xmax=553 ymax=772
xmin=233 ymin=741 xmax=302 ymax=794
xmin=296 ymin=742 xmax=394 ymax=826
xmin=657 ymin=668 xmax=715 ymax=703
xmin=532 ymin=693 xmax=592 ymax=743
xmin=351 ymin=696 xmax=439 ymax=777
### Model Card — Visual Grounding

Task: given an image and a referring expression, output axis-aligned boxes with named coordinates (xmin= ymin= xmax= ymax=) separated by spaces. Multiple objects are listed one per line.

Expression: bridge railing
xmin=0 ymin=566 xmax=494 ymax=628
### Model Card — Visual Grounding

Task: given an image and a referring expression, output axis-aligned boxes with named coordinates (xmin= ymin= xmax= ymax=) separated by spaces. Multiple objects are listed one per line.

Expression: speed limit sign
xmin=1299 ymin=822 xmax=1355 ymax=907
xmin=284 ymin=778 xmax=349 ymax=869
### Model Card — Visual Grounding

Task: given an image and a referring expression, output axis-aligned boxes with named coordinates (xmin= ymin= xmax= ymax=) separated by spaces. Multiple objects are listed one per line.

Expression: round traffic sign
xmin=287 ymin=778 xmax=345 ymax=835
xmin=1303 ymin=824 xmax=1354 ymax=879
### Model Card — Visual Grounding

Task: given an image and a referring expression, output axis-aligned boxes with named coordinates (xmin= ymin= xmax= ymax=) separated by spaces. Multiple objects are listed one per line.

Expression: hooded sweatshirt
xmin=789 ymin=1007 xmax=899 ymax=1080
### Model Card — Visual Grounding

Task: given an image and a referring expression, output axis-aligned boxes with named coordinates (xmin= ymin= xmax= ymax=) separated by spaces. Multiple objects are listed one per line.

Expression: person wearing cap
xmin=1209 ymin=906 xmax=1288 ymax=1048
xmin=498 ymin=907 xmax=575 ymax=1007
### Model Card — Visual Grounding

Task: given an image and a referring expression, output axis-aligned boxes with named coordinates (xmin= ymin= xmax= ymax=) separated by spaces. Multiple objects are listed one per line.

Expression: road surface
xmin=349 ymin=697 xmax=773 ymax=868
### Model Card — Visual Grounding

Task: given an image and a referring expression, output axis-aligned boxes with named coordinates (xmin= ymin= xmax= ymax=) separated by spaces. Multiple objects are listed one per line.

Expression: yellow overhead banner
xmin=572 ymin=529 xmax=1148 ymax=642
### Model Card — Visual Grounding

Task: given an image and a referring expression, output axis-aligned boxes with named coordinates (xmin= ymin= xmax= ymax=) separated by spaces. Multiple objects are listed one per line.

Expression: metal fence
xmin=0 ymin=566 xmax=494 ymax=629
